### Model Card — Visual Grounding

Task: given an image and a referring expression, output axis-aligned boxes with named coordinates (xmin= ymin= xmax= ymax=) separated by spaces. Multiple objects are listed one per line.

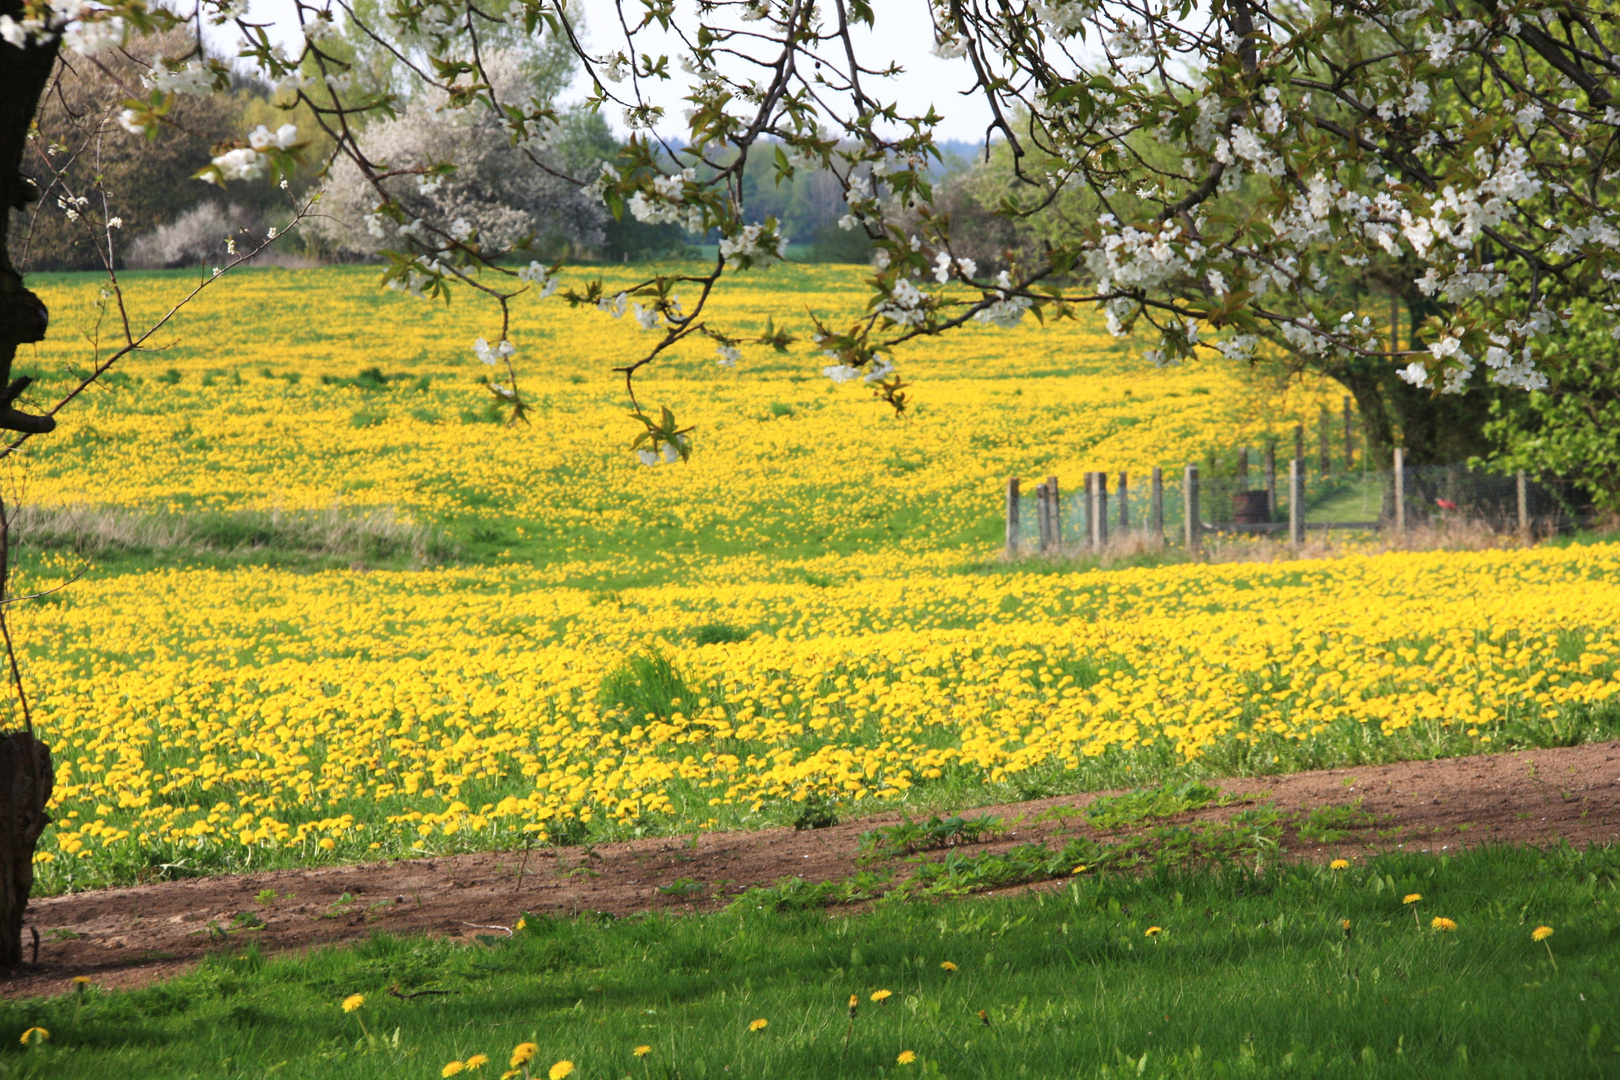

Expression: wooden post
xmin=1393 ymin=448 xmax=1406 ymax=536
xmin=1294 ymin=424 xmax=1304 ymax=466
xmin=1318 ymin=404 xmax=1332 ymax=476
xmin=1048 ymin=475 xmax=1061 ymax=550
xmin=1005 ymin=477 xmax=1020 ymax=557
xmin=1237 ymin=447 xmax=1249 ymax=489
xmin=1117 ymin=471 xmax=1129 ymax=532
xmin=1089 ymin=472 xmax=1106 ymax=547
xmin=1342 ymin=396 xmax=1354 ymax=468
xmin=1517 ymin=470 xmax=1529 ymax=538
xmin=1264 ymin=443 xmax=1277 ymax=520
xmin=1035 ymin=480 xmax=1050 ymax=554
xmin=1290 ymin=458 xmax=1306 ymax=547
xmin=1150 ymin=466 xmax=1164 ymax=542
xmin=1184 ymin=464 xmax=1201 ymax=552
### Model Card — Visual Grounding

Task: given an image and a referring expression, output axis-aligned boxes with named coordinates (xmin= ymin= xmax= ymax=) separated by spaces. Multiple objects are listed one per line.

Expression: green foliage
xmin=791 ymin=794 xmax=839 ymax=831
xmin=1085 ymin=782 xmax=1225 ymax=831
xmin=1487 ymin=299 xmax=1620 ymax=510
xmin=597 ymin=650 xmax=693 ymax=727
xmin=10 ymin=846 xmax=1619 ymax=1078
xmin=856 ymin=814 xmax=1005 ymax=864
xmin=1298 ymin=800 xmax=1379 ymax=844
xmin=691 ymin=622 xmax=750 ymax=646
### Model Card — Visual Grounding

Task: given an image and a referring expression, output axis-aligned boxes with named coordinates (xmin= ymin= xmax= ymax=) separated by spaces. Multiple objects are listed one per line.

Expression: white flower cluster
xmin=516 ymin=261 xmax=559 ymax=298
xmin=932 ymin=252 xmax=977 ymax=283
xmin=822 ymin=356 xmax=895 ymax=385
xmin=637 ymin=434 xmax=690 ymax=466
xmin=1033 ymin=0 xmax=1098 ymax=36
xmin=144 ymin=60 xmax=214 ymax=96
xmin=202 ymin=124 xmax=297 ymax=185
xmin=474 ymin=337 xmax=516 ymax=366
xmin=2 ymin=0 xmax=126 ymax=53
xmin=1087 ymin=216 xmax=1197 ymax=305
xmin=715 ymin=345 xmax=742 ymax=368
xmin=975 ymin=272 xmax=1032 ymax=329
xmin=718 ymin=223 xmax=788 ymax=267
xmin=876 ymin=277 xmax=929 ymax=327
xmin=627 ymin=169 xmax=705 ymax=233
xmin=206 ymin=148 xmax=266 ymax=184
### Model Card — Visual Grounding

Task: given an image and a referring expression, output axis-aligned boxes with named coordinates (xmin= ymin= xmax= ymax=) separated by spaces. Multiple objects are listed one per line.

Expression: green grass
xmin=6 ymin=845 xmax=1618 ymax=1079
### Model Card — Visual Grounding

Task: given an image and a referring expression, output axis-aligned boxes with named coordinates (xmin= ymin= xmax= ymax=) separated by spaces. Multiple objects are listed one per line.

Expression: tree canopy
xmin=5 ymin=0 xmax=1620 ymax=461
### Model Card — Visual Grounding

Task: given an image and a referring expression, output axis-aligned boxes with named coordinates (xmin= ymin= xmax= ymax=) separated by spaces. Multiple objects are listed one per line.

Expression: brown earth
xmin=5 ymin=741 xmax=1619 ymax=999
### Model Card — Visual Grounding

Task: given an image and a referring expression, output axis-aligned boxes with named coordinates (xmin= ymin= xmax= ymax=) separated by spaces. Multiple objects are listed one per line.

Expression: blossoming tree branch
xmin=4 ymin=0 xmax=1614 ymax=459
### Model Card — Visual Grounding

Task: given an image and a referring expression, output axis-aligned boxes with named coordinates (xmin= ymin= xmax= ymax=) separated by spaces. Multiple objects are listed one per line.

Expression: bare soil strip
xmin=6 ymin=742 xmax=1619 ymax=999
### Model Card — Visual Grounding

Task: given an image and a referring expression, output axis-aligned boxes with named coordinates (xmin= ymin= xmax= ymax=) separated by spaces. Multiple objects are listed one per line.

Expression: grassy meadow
xmin=3 ymin=846 xmax=1618 ymax=1079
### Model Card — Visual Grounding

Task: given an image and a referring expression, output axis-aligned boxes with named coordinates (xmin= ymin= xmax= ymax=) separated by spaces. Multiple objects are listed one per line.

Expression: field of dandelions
xmin=10 ymin=264 xmax=1618 ymax=894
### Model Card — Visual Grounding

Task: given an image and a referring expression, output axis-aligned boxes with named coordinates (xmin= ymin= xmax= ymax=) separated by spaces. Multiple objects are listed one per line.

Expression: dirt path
xmin=6 ymin=741 xmax=1619 ymax=999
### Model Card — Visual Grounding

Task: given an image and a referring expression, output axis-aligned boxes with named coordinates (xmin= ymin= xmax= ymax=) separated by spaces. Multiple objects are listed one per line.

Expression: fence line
xmin=1006 ymin=453 xmax=1592 ymax=558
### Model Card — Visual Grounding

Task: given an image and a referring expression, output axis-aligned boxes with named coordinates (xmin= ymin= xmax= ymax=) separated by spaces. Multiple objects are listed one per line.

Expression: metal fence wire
xmin=1008 ymin=459 xmax=1590 ymax=554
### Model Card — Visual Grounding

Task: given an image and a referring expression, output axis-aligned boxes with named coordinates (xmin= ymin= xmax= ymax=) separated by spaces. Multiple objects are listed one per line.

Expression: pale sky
xmin=238 ymin=0 xmax=998 ymax=144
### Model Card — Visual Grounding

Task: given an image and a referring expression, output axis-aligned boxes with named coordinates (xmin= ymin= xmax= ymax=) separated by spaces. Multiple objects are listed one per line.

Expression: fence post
xmin=1184 ymin=464 xmax=1201 ymax=553
xmin=1318 ymin=404 xmax=1332 ymax=476
xmin=1237 ymin=447 xmax=1249 ymax=489
xmin=1080 ymin=473 xmax=1093 ymax=549
xmin=1048 ymin=475 xmax=1061 ymax=550
xmin=1005 ymin=477 xmax=1020 ymax=557
xmin=1393 ymin=448 xmax=1405 ymax=536
xmin=1294 ymin=424 xmax=1304 ymax=465
xmin=1290 ymin=458 xmax=1306 ymax=547
xmin=1091 ymin=472 xmax=1108 ymax=547
xmin=1343 ymin=396 xmax=1354 ymax=468
xmin=1264 ymin=443 xmax=1277 ymax=520
xmin=1039 ymin=480 xmax=1054 ymax=554
xmin=1517 ymin=469 xmax=1529 ymax=538
xmin=1150 ymin=466 xmax=1164 ymax=543
xmin=1118 ymin=471 xmax=1130 ymax=532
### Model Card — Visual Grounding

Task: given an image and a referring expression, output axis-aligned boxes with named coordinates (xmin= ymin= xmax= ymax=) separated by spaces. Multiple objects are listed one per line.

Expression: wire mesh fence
xmin=1007 ymin=458 xmax=1592 ymax=556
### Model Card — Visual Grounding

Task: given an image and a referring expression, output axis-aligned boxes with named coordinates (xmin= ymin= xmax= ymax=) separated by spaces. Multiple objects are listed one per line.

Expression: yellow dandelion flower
xmin=516 ymin=917 xmax=526 ymax=931
xmin=870 ymin=989 xmax=893 ymax=1003
xmin=549 ymin=1061 xmax=574 ymax=1080
xmin=749 ymin=1018 xmax=769 ymax=1032
xmin=319 ymin=838 xmax=336 ymax=851
xmin=510 ymin=1044 xmax=538 ymax=1068
xmin=501 ymin=1073 xmax=519 ymax=1080
xmin=940 ymin=961 xmax=957 ymax=971
xmin=1532 ymin=926 xmax=1554 ymax=942
xmin=1342 ymin=919 xmax=1352 ymax=932
xmin=634 ymin=1045 xmax=652 ymax=1057
xmin=19 ymin=1027 xmax=48 ymax=1047
xmin=342 ymin=994 xmax=365 ymax=1013
xmin=71 ymin=975 xmax=91 ymax=986
xmin=1072 ymin=865 xmax=1088 ymax=875
xmin=467 ymin=1054 xmax=490 ymax=1070
xmin=1403 ymin=893 xmax=1422 ymax=904
xmin=1145 ymin=926 xmax=1163 ymax=937
xmin=898 ymin=1051 xmax=917 ymax=1065
xmin=1431 ymin=917 xmax=1457 ymax=932
xmin=847 ymin=993 xmax=859 ymax=1018
xmin=1330 ymin=859 xmax=1349 ymax=870
xmin=443 ymin=1062 xmax=466 ymax=1078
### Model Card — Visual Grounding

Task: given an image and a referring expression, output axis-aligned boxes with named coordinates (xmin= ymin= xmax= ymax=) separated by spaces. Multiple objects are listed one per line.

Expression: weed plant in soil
xmin=4 ymin=845 xmax=1617 ymax=1079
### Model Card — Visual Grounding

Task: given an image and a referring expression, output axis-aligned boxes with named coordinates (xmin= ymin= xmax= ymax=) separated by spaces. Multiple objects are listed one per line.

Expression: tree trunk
xmin=0 ymin=11 xmax=62 ymax=973
xmin=1 ymin=13 xmax=61 ymax=433
xmin=0 ymin=732 xmax=50 ymax=969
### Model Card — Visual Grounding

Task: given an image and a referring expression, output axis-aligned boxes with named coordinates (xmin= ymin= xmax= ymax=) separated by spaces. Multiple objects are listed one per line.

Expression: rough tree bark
xmin=0 ymin=5 xmax=63 ymax=970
